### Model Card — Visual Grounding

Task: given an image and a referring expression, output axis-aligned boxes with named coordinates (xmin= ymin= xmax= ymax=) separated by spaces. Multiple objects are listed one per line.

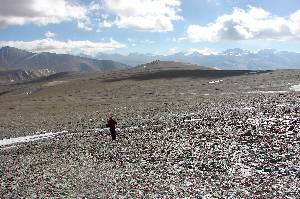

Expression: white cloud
xmin=187 ymin=48 xmax=219 ymax=55
xmin=169 ymin=47 xmax=178 ymax=54
xmin=187 ymin=6 xmax=300 ymax=42
xmin=45 ymin=31 xmax=56 ymax=38
xmin=0 ymin=0 xmax=183 ymax=32
xmin=101 ymin=0 xmax=183 ymax=32
xmin=127 ymin=38 xmax=137 ymax=46
xmin=0 ymin=38 xmax=126 ymax=55
xmin=178 ymin=37 xmax=187 ymax=41
xmin=290 ymin=10 xmax=300 ymax=38
xmin=98 ymin=20 xmax=113 ymax=28
xmin=0 ymin=0 xmax=90 ymax=30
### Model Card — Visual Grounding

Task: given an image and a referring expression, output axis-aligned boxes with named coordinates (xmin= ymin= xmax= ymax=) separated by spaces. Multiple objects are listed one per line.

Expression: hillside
xmin=0 ymin=46 xmax=128 ymax=72
xmin=0 ymin=69 xmax=299 ymax=198
xmin=134 ymin=60 xmax=215 ymax=71
xmin=0 ymin=69 xmax=55 ymax=84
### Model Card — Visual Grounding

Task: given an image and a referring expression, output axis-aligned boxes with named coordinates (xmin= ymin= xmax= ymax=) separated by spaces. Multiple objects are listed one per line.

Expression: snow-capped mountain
xmin=94 ymin=48 xmax=300 ymax=70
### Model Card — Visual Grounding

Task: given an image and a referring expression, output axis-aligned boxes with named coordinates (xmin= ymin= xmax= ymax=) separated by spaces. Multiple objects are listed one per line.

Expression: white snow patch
xmin=243 ymin=107 xmax=255 ymax=110
xmin=44 ymin=81 xmax=68 ymax=87
xmin=276 ymin=103 xmax=289 ymax=107
xmin=241 ymin=167 xmax=252 ymax=177
xmin=0 ymin=131 xmax=68 ymax=147
xmin=290 ymin=84 xmax=300 ymax=91
xmin=209 ymin=80 xmax=223 ymax=84
xmin=221 ymin=92 xmax=236 ymax=95
xmin=185 ymin=118 xmax=202 ymax=122
xmin=246 ymin=90 xmax=288 ymax=94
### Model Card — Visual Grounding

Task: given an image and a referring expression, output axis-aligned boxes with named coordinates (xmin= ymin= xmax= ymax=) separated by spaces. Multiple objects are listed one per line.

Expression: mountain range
xmin=0 ymin=46 xmax=128 ymax=73
xmin=1 ymin=46 xmax=300 ymax=72
xmin=94 ymin=48 xmax=300 ymax=70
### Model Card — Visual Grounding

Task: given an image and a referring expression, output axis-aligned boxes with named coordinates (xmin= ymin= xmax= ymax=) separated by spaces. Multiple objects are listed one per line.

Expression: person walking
xmin=106 ymin=116 xmax=117 ymax=140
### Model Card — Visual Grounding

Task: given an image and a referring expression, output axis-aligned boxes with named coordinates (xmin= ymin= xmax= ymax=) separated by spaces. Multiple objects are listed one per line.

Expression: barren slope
xmin=0 ymin=69 xmax=299 ymax=198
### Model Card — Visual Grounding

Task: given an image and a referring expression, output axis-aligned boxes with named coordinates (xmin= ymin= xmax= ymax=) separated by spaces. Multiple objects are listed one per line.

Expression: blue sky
xmin=0 ymin=0 xmax=299 ymax=55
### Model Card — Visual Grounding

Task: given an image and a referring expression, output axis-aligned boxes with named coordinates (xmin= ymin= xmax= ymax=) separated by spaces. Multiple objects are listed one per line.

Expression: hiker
xmin=106 ymin=116 xmax=117 ymax=140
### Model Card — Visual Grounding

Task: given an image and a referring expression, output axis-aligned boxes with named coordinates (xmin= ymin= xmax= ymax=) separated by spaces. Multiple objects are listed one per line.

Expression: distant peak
xmin=1 ymin=46 xmax=16 ymax=51
xmin=222 ymin=48 xmax=251 ymax=56
xmin=0 ymin=46 xmax=32 ymax=53
xmin=257 ymin=49 xmax=277 ymax=54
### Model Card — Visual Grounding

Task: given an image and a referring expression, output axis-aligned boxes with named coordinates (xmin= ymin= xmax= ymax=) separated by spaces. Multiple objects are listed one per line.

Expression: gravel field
xmin=0 ymin=69 xmax=299 ymax=198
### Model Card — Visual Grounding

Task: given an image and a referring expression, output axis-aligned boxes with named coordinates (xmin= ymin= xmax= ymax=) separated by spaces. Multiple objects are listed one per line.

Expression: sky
xmin=0 ymin=0 xmax=300 ymax=56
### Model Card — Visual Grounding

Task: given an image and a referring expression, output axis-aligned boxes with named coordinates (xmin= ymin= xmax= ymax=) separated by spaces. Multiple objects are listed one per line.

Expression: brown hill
xmin=0 ymin=69 xmax=56 ymax=84
xmin=135 ymin=60 xmax=215 ymax=71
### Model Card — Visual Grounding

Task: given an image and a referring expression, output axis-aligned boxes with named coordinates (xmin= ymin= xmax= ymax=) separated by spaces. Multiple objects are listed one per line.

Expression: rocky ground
xmin=0 ymin=69 xmax=299 ymax=198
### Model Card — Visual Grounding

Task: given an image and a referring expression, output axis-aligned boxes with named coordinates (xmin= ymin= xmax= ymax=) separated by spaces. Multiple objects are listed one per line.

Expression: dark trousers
xmin=110 ymin=128 xmax=116 ymax=140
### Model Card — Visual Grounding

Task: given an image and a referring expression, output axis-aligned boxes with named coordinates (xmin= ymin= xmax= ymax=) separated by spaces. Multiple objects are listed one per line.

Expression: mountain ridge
xmin=94 ymin=48 xmax=300 ymax=70
xmin=2 ymin=46 xmax=300 ymax=71
xmin=0 ymin=46 xmax=129 ymax=72
xmin=0 ymin=68 xmax=56 ymax=84
xmin=134 ymin=60 xmax=215 ymax=71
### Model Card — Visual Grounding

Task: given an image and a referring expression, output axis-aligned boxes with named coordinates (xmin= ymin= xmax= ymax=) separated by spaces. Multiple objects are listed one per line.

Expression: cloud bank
xmin=99 ymin=0 xmax=183 ymax=32
xmin=187 ymin=6 xmax=300 ymax=41
xmin=45 ymin=31 xmax=56 ymax=38
xmin=0 ymin=0 xmax=90 ymax=29
xmin=0 ymin=0 xmax=183 ymax=32
xmin=0 ymin=38 xmax=126 ymax=55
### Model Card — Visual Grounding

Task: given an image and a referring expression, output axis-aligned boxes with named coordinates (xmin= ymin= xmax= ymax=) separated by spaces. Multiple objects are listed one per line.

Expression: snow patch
xmin=243 ymin=107 xmax=255 ymax=110
xmin=248 ymin=71 xmax=257 ymax=74
xmin=290 ymin=84 xmax=300 ymax=91
xmin=246 ymin=90 xmax=288 ymax=94
xmin=209 ymin=80 xmax=223 ymax=84
xmin=221 ymin=92 xmax=236 ymax=95
xmin=44 ymin=81 xmax=68 ymax=87
xmin=184 ymin=118 xmax=202 ymax=122
xmin=0 ymin=131 xmax=68 ymax=147
xmin=241 ymin=166 xmax=252 ymax=177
